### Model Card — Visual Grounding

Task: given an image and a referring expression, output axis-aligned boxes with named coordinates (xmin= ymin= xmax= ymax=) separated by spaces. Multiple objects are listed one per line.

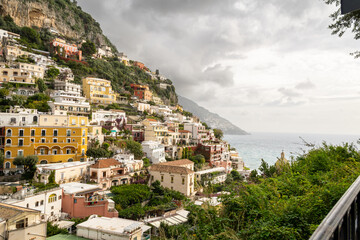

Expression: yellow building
xmin=0 ymin=116 xmax=88 ymax=169
xmin=82 ymin=77 xmax=116 ymax=105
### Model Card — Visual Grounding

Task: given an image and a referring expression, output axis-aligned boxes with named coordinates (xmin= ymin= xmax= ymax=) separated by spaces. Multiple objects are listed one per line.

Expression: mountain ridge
xmin=178 ymin=95 xmax=249 ymax=135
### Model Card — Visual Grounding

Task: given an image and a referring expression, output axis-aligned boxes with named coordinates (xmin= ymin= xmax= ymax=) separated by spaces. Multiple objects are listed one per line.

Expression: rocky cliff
xmin=0 ymin=0 xmax=115 ymax=49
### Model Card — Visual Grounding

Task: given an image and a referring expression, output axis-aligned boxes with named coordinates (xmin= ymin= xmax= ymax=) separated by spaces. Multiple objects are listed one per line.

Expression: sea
xmin=224 ymin=132 xmax=360 ymax=170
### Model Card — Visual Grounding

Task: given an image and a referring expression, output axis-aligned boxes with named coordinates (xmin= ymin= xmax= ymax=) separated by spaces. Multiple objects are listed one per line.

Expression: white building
xmin=135 ymin=102 xmax=151 ymax=113
xmin=54 ymin=80 xmax=81 ymax=95
xmin=195 ymin=167 xmax=227 ymax=185
xmin=35 ymin=161 xmax=90 ymax=184
xmin=91 ymin=110 xmax=126 ymax=125
xmin=184 ymin=122 xmax=207 ymax=143
xmin=0 ymin=106 xmax=39 ymax=126
xmin=114 ymin=153 xmax=143 ymax=175
xmin=141 ymin=141 xmax=166 ymax=164
xmin=48 ymin=90 xmax=90 ymax=116
xmin=2 ymin=187 xmax=62 ymax=222
xmin=77 ymin=215 xmax=151 ymax=240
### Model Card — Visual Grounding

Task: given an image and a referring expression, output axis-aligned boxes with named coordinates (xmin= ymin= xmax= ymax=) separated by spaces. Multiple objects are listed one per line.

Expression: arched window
xmin=4 ymin=162 xmax=10 ymax=169
xmin=6 ymin=129 xmax=11 ymax=137
xmin=39 ymin=160 xmax=48 ymax=164
xmin=48 ymin=194 xmax=57 ymax=203
xmin=5 ymin=151 xmax=11 ymax=159
xmin=6 ymin=139 xmax=11 ymax=145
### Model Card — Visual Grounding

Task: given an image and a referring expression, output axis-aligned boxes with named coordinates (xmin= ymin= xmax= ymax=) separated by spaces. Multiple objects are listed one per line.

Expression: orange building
xmin=130 ymin=84 xmax=153 ymax=101
xmin=50 ymin=38 xmax=82 ymax=61
xmin=133 ymin=61 xmax=145 ymax=70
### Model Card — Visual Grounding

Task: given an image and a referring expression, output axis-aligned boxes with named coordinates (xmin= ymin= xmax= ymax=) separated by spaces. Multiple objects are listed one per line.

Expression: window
xmin=53 ymin=130 xmax=58 ymax=136
xmin=35 ymin=201 xmax=39 ymax=207
xmin=171 ymin=176 xmax=174 ymax=183
xmin=66 ymin=130 xmax=71 ymax=136
xmin=66 ymin=138 xmax=71 ymax=143
xmin=18 ymin=139 xmax=23 ymax=146
xmin=48 ymin=194 xmax=57 ymax=203
xmin=41 ymin=138 xmax=45 ymax=143
xmin=66 ymin=149 xmax=71 ymax=154
xmin=5 ymin=151 xmax=11 ymax=159
xmin=82 ymin=130 xmax=85 ymax=137
xmin=31 ymin=129 xmax=35 ymax=136
xmin=81 ymin=120 xmax=85 ymax=125
xmin=40 ymin=149 xmax=45 ymax=155
xmin=103 ymin=172 xmax=106 ymax=177
xmin=161 ymin=175 xmax=164 ymax=182
xmin=182 ymin=177 xmax=185 ymax=185
xmin=53 ymin=149 xmax=58 ymax=155
xmin=6 ymin=129 xmax=11 ymax=137
xmin=74 ymin=199 xmax=77 ymax=203
xmin=5 ymin=162 xmax=10 ymax=168
xmin=41 ymin=130 xmax=46 ymax=136
xmin=53 ymin=138 xmax=57 ymax=143
xmin=40 ymin=200 xmax=44 ymax=205
xmin=30 ymin=138 xmax=34 ymax=143
xmin=6 ymin=139 xmax=11 ymax=145
xmin=15 ymin=218 xmax=28 ymax=229
xmin=72 ymin=119 xmax=76 ymax=125
xmin=19 ymin=129 xmax=24 ymax=137
xmin=33 ymin=116 xmax=38 ymax=123
xmin=82 ymin=138 xmax=85 ymax=145
xmin=22 ymin=117 xmax=25 ymax=122
xmin=17 ymin=150 xmax=23 ymax=157
xmin=82 ymin=150 xmax=85 ymax=156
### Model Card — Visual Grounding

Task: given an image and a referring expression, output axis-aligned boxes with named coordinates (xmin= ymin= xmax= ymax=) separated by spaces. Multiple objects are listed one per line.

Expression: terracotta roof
xmin=179 ymin=130 xmax=191 ymax=133
xmin=146 ymin=118 xmax=158 ymax=122
xmin=158 ymin=159 xmax=194 ymax=166
xmin=91 ymin=158 xmax=120 ymax=169
xmin=0 ymin=203 xmax=39 ymax=220
xmin=149 ymin=165 xmax=194 ymax=174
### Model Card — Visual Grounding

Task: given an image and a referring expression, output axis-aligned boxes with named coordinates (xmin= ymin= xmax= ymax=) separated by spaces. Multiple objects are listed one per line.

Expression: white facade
xmin=91 ymin=110 xmax=126 ymax=125
xmin=77 ymin=216 xmax=147 ymax=240
xmin=35 ymin=161 xmax=89 ymax=184
xmin=48 ymin=91 xmax=90 ymax=115
xmin=2 ymin=187 xmax=62 ymax=222
xmin=141 ymin=141 xmax=166 ymax=164
xmin=0 ymin=107 xmax=39 ymax=126
xmin=135 ymin=102 xmax=151 ymax=113
xmin=54 ymin=81 xmax=81 ymax=95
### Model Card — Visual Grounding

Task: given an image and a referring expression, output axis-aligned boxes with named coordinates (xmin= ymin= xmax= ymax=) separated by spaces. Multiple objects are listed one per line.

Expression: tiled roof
xmin=158 ymin=159 xmax=194 ymax=166
xmin=149 ymin=165 xmax=194 ymax=174
xmin=0 ymin=203 xmax=39 ymax=220
xmin=179 ymin=130 xmax=191 ymax=133
xmin=91 ymin=158 xmax=120 ymax=169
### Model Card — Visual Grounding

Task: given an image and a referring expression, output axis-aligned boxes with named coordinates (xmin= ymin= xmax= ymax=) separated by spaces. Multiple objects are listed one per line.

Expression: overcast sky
xmin=78 ymin=0 xmax=360 ymax=135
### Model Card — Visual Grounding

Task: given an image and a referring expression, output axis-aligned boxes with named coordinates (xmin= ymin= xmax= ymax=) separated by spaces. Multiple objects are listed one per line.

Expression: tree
xmin=46 ymin=222 xmax=67 ymax=237
xmin=202 ymin=122 xmax=210 ymax=129
xmin=13 ymin=155 xmax=38 ymax=180
xmin=46 ymin=67 xmax=60 ymax=80
xmin=143 ymin=158 xmax=150 ymax=168
xmin=36 ymin=78 xmax=47 ymax=93
xmin=86 ymin=147 xmax=109 ymax=160
xmin=213 ymin=128 xmax=224 ymax=140
xmin=323 ymin=0 xmax=360 ymax=57
xmin=81 ymin=40 xmax=96 ymax=56
xmin=230 ymin=170 xmax=244 ymax=181
xmin=125 ymin=140 xmax=143 ymax=159
xmin=20 ymin=27 xmax=41 ymax=45
xmin=11 ymin=95 xmax=26 ymax=106
xmin=259 ymin=159 xmax=276 ymax=178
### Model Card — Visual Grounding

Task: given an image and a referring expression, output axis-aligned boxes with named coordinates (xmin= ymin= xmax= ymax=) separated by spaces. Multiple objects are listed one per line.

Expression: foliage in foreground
xmin=157 ymin=143 xmax=360 ymax=240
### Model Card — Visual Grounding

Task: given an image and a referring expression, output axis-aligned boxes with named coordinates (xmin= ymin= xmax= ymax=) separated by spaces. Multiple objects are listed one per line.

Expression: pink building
xmin=60 ymin=182 xmax=118 ymax=218
xmin=89 ymin=158 xmax=129 ymax=190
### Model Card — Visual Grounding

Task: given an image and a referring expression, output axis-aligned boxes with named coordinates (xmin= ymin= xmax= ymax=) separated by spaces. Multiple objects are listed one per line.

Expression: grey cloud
xmin=295 ymin=80 xmax=316 ymax=90
xmin=278 ymin=88 xmax=302 ymax=97
xmin=202 ymin=64 xmax=234 ymax=86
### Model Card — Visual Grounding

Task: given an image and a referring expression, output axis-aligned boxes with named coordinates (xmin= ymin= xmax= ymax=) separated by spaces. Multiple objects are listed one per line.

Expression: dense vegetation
xmin=62 ymin=57 xmax=178 ymax=105
xmin=156 ymin=143 xmax=360 ymax=240
xmin=111 ymin=181 xmax=186 ymax=220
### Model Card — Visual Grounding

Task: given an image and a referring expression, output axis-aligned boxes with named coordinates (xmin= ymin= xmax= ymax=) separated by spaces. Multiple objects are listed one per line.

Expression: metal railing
xmin=310 ymin=175 xmax=360 ymax=240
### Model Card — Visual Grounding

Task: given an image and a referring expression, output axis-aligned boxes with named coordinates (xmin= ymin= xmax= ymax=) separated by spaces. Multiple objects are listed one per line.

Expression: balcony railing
xmin=310 ymin=175 xmax=360 ymax=240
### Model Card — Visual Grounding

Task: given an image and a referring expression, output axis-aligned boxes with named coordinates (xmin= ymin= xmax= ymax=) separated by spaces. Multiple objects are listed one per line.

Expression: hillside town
xmin=0 ymin=26 xmax=252 ymax=240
